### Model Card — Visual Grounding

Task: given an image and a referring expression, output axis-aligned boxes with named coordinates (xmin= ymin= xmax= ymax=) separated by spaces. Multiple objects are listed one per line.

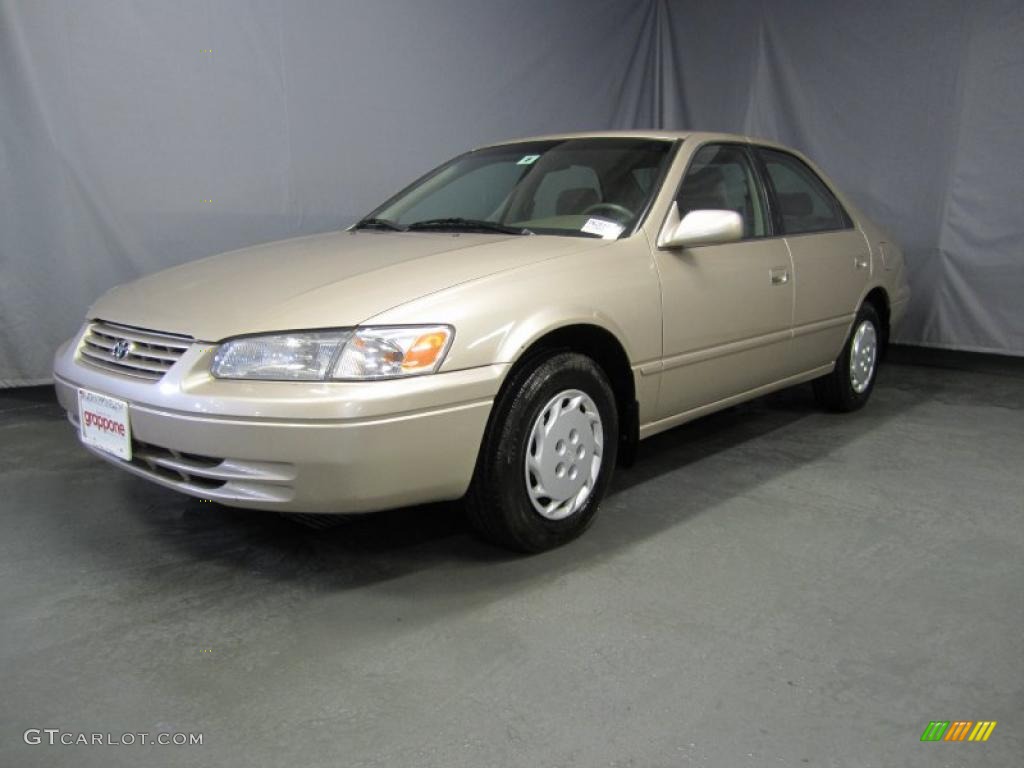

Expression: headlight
xmin=211 ymin=326 xmax=453 ymax=381
xmin=211 ymin=330 xmax=354 ymax=380
xmin=333 ymin=325 xmax=453 ymax=379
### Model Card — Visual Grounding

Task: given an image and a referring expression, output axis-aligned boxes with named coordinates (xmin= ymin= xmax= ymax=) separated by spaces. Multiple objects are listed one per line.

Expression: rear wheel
xmin=813 ymin=302 xmax=882 ymax=412
xmin=467 ymin=352 xmax=618 ymax=552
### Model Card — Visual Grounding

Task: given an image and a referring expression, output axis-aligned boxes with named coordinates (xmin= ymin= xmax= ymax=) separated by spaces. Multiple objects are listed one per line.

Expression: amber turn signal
xmin=402 ymin=331 xmax=449 ymax=371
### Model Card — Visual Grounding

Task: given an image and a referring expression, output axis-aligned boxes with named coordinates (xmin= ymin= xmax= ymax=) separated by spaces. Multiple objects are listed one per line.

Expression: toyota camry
xmin=54 ymin=131 xmax=910 ymax=551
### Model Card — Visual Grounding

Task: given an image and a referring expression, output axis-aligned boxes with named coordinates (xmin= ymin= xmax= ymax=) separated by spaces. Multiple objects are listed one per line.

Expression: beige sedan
xmin=54 ymin=131 xmax=910 ymax=551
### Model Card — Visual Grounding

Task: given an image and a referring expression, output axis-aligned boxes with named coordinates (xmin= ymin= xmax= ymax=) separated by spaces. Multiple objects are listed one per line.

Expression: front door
xmin=654 ymin=143 xmax=794 ymax=421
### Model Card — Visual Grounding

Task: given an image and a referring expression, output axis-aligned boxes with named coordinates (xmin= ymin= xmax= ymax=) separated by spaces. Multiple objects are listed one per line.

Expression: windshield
xmin=359 ymin=138 xmax=675 ymax=239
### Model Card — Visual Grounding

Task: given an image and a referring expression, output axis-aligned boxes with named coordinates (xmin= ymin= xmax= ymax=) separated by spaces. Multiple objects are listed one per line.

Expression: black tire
xmin=813 ymin=302 xmax=882 ymax=412
xmin=466 ymin=352 xmax=619 ymax=553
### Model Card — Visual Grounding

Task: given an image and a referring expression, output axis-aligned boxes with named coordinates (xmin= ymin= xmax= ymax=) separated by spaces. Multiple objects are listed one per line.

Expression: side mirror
xmin=657 ymin=204 xmax=743 ymax=249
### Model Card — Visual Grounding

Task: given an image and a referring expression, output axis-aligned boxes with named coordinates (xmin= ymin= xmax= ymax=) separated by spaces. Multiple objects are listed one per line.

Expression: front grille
xmin=79 ymin=320 xmax=193 ymax=381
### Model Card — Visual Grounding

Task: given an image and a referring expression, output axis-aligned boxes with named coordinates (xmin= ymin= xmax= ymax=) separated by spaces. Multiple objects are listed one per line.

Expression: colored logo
xmin=920 ymin=721 xmax=997 ymax=742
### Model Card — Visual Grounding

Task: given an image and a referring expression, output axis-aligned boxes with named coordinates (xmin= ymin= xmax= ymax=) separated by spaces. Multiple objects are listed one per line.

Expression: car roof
xmin=477 ymin=130 xmax=792 ymax=152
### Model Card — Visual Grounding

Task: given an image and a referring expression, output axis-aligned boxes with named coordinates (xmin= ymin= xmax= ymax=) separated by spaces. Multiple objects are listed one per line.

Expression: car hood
xmin=90 ymin=230 xmax=604 ymax=340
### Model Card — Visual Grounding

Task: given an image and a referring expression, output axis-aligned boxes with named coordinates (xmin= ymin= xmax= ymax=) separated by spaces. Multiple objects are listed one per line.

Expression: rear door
xmin=755 ymin=147 xmax=870 ymax=372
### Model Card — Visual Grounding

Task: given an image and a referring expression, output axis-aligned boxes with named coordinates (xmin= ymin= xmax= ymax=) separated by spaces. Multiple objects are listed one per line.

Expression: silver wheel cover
xmin=849 ymin=320 xmax=878 ymax=394
xmin=524 ymin=389 xmax=604 ymax=521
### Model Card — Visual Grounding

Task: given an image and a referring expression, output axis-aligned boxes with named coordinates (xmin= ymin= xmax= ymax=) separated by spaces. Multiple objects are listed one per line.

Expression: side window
xmin=677 ymin=144 xmax=767 ymax=238
xmin=758 ymin=149 xmax=850 ymax=234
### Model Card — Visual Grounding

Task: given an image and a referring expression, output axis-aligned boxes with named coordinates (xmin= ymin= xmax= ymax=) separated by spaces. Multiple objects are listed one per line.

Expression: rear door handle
xmin=769 ymin=267 xmax=789 ymax=285
xmin=854 ymin=256 xmax=870 ymax=270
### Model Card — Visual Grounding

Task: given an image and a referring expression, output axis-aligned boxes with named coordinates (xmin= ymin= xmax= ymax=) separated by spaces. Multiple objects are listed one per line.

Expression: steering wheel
xmin=581 ymin=202 xmax=634 ymax=222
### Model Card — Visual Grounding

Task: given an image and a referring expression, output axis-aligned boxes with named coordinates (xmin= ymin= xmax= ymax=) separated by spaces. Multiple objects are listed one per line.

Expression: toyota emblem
xmin=112 ymin=340 xmax=132 ymax=360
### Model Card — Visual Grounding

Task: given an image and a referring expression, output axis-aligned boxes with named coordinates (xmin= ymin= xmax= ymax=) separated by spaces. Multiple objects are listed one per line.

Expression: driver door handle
xmin=769 ymin=267 xmax=790 ymax=285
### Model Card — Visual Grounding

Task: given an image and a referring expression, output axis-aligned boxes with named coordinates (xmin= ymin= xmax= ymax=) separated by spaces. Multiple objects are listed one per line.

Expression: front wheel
xmin=813 ymin=303 xmax=882 ymax=412
xmin=466 ymin=352 xmax=619 ymax=552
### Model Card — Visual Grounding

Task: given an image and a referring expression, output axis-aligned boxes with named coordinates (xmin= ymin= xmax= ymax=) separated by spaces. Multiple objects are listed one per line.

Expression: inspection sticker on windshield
xmin=78 ymin=388 xmax=132 ymax=460
xmin=581 ymin=218 xmax=624 ymax=239
xmin=517 ymin=154 xmax=540 ymax=165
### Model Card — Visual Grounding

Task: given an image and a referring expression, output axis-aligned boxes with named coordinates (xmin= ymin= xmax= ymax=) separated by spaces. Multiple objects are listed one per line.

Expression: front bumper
xmin=54 ymin=329 xmax=503 ymax=513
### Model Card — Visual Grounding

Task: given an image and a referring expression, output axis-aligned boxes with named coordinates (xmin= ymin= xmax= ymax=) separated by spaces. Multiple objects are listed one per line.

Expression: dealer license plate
xmin=78 ymin=388 xmax=132 ymax=460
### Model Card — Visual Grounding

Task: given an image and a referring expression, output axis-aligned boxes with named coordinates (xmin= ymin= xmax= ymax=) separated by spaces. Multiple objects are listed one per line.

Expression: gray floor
xmin=1 ymin=348 xmax=1021 ymax=767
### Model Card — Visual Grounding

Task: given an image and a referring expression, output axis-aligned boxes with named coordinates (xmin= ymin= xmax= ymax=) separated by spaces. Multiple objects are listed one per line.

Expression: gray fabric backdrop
xmin=651 ymin=0 xmax=1024 ymax=358
xmin=1 ymin=0 xmax=1021 ymax=385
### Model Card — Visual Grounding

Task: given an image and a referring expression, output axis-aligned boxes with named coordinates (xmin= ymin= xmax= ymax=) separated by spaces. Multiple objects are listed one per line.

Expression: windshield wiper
xmin=352 ymin=217 xmax=408 ymax=232
xmin=406 ymin=218 xmax=532 ymax=235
